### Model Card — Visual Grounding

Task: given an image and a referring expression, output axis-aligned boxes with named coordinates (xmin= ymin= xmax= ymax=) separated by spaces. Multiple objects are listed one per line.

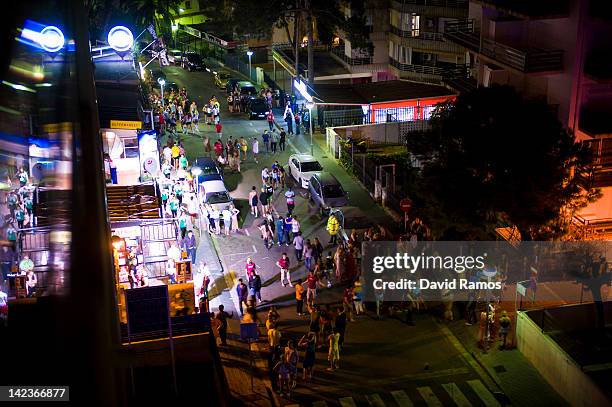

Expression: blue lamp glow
xmin=107 ymin=26 xmax=134 ymax=52
xmin=40 ymin=26 xmax=65 ymax=52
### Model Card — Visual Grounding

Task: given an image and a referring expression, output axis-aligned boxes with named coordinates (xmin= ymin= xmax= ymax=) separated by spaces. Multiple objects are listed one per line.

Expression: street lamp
xmin=157 ymin=77 xmax=166 ymax=108
xmin=246 ymin=50 xmax=253 ymax=81
xmin=305 ymin=100 xmax=315 ymax=155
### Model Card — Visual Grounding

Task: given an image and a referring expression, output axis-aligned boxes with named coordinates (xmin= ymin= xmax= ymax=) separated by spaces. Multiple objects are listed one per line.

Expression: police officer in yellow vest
xmin=326 ymin=214 xmax=340 ymax=245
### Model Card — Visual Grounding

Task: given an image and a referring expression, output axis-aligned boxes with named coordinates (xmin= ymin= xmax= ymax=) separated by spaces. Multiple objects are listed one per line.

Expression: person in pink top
xmin=245 ymin=257 xmax=257 ymax=280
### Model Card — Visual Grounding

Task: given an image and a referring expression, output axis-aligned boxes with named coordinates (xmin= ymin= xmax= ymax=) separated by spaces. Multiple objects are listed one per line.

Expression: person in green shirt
xmin=179 ymin=154 xmax=188 ymax=170
xmin=174 ymin=183 xmax=183 ymax=205
xmin=15 ymin=207 xmax=25 ymax=229
xmin=168 ymin=195 xmax=179 ymax=218
xmin=179 ymin=212 xmax=188 ymax=239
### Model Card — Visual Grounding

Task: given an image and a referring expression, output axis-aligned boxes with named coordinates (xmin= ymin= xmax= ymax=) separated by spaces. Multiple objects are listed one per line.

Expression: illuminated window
xmin=411 ymin=14 xmax=420 ymax=37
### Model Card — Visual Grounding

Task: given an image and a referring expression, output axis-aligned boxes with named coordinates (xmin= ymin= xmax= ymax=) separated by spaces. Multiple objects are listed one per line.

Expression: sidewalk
xmin=217 ymin=319 xmax=279 ymax=407
xmin=446 ymin=319 xmax=569 ymax=407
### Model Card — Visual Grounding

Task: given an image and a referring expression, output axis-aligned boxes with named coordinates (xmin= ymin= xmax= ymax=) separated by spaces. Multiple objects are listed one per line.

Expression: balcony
xmin=389 ymin=25 xmax=464 ymax=54
xmin=444 ymin=20 xmax=563 ymax=73
xmin=474 ymin=0 xmax=569 ymax=19
xmin=331 ymin=45 xmax=374 ymax=66
xmin=389 ymin=57 xmax=467 ymax=84
xmin=391 ymin=0 xmax=468 ymax=18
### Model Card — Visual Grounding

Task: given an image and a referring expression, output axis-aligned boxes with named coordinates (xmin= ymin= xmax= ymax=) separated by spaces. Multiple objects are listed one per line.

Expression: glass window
xmin=299 ymin=161 xmax=323 ymax=172
xmin=323 ymin=184 xmax=345 ymax=198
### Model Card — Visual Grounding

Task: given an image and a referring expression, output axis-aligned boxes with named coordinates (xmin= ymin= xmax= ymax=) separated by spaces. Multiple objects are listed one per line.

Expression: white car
xmin=198 ymin=179 xmax=233 ymax=211
xmin=288 ymin=154 xmax=323 ymax=189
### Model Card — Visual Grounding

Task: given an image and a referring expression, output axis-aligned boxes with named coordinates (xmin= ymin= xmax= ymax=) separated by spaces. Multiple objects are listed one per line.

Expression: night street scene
xmin=3 ymin=0 xmax=612 ymax=406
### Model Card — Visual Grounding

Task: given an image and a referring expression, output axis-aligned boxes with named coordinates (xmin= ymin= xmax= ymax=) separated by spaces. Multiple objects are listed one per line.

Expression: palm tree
xmin=125 ymin=0 xmax=182 ymax=38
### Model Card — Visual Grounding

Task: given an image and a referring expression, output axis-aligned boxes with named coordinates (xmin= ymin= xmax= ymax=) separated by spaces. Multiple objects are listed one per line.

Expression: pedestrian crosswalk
xmin=291 ymin=379 xmax=501 ymax=407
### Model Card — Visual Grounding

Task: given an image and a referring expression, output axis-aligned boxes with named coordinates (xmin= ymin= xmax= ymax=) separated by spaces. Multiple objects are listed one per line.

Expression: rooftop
xmin=313 ymin=80 xmax=456 ymax=105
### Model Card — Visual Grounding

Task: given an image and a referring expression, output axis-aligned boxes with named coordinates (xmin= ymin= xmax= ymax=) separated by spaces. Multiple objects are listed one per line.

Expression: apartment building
xmin=440 ymin=0 xmax=612 ymax=224
xmin=331 ymin=0 xmax=470 ymax=85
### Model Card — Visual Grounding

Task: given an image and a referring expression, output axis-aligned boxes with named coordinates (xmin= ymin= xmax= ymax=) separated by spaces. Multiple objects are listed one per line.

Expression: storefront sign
xmin=110 ymin=120 xmax=142 ymax=130
xmin=294 ymin=79 xmax=313 ymax=102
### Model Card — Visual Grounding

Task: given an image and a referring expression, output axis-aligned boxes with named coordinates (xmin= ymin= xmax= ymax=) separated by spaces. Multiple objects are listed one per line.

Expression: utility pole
xmin=294 ymin=0 xmax=300 ymax=83
xmin=305 ymin=0 xmax=314 ymax=84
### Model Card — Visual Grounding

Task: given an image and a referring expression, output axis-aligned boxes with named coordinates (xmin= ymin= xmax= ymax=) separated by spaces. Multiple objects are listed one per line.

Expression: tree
xmin=203 ymin=0 xmax=371 ymax=82
xmin=406 ymin=85 xmax=600 ymax=240
xmin=86 ymin=0 xmax=182 ymax=42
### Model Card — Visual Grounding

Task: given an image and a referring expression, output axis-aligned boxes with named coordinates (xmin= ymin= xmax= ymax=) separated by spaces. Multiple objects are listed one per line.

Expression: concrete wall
xmin=516 ymin=311 xmax=611 ymax=407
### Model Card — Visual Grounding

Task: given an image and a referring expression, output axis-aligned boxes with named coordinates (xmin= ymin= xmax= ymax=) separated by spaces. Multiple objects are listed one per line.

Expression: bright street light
xmin=246 ymin=50 xmax=253 ymax=81
xmin=190 ymin=167 xmax=202 ymax=177
xmin=107 ymin=26 xmax=134 ymax=52
xmin=157 ymin=77 xmax=166 ymax=108
xmin=305 ymin=101 xmax=315 ymax=155
xmin=40 ymin=26 xmax=65 ymax=53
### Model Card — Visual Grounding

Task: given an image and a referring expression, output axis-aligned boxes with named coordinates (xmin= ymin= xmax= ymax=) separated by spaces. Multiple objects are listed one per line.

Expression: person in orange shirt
xmin=295 ymin=279 xmax=305 ymax=316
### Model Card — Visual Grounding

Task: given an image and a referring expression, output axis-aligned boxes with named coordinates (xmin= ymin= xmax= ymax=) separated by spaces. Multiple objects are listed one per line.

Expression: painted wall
xmin=516 ymin=310 xmax=611 ymax=407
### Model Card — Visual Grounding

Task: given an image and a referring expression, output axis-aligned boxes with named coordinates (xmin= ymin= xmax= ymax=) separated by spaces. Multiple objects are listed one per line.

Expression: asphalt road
xmin=160 ymin=63 xmax=504 ymax=407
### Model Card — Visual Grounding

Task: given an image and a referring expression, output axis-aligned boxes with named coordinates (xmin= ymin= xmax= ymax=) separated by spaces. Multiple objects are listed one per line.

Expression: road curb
xmin=437 ymin=322 xmax=507 ymax=401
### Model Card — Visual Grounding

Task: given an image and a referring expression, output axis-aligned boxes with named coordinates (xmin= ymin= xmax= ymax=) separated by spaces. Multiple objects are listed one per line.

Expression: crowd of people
xmin=2 ymin=167 xmax=38 ymax=298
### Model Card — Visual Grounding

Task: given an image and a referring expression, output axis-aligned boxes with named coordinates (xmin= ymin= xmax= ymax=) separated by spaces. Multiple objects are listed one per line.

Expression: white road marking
xmin=249 ymin=122 xmax=253 ymax=126
xmin=252 ymin=244 xmax=257 ymax=253
xmin=365 ymin=393 xmax=385 ymax=407
xmin=442 ymin=383 xmax=472 ymax=407
xmin=338 ymin=397 xmax=357 ymax=407
xmin=417 ymin=386 xmax=443 ymax=407
xmin=244 ymin=229 xmax=250 ymax=236
xmin=391 ymin=390 xmax=414 ymax=407
xmin=467 ymin=380 xmax=501 ymax=407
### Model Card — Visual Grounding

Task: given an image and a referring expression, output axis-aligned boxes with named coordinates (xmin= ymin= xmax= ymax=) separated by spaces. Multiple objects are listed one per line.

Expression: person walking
xmin=327 ymin=329 xmax=341 ymax=371
xmin=215 ymin=304 xmax=234 ymax=346
xmin=249 ymin=272 xmax=262 ymax=303
xmin=239 ymin=136 xmax=248 ymax=161
xmin=298 ymin=332 xmax=316 ymax=380
xmin=266 ymin=110 xmax=275 ymax=131
xmin=245 ymin=257 xmax=257 ymax=280
xmin=222 ymin=207 xmax=232 ymax=236
xmin=258 ymin=219 xmax=273 ymax=249
xmin=499 ymin=311 xmax=511 ymax=349
xmin=284 ymin=213 xmax=293 ymax=246
xmin=230 ymin=204 xmax=240 ymax=232
xmin=262 ymin=130 xmax=270 ymax=153
xmin=284 ymin=187 xmax=295 ymax=214
xmin=252 ymin=137 xmax=259 ymax=163
xmin=178 ymin=212 xmax=188 ymax=239
xmin=183 ymin=230 xmax=197 ymax=264
xmin=294 ymin=111 xmax=301 ymax=135
xmin=335 ymin=307 xmax=348 ymax=350
xmin=285 ymin=340 xmax=298 ymax=391
xmin=285 ymin=110 xmax=294 ymax=135
xmin=276 ymin=253 xmax=292 ymax=287
xmin=279 ymin=129 xmax=286 ymax=152
xmin=326 ymin=213 xmax=340 ymax=245
xmin=259 ymin=187 xmax=269 ymax=217
xmin=210 ymin=206 xmax=221 ymax=235
xmin=236 ymin=278 xmax=248 ymax=316
xmin=295 ymin=279 xmax=305 ymax=315
xmin=291 ymin=215 xmax=301 ymax=238
xmin=275 ymin=216 xmax=284 ymax=246
xmin=303 ymin=240 xmax=314 ymax=271
xmin=293 ymin=232 xmax=304 ymax=262
xmin=249 ymin=186 xmax=259 ymax=218
xmin=270 ymin=130 xmax=278 ymax=153
xmin=305 ymin=269 xmax=322 ymax=308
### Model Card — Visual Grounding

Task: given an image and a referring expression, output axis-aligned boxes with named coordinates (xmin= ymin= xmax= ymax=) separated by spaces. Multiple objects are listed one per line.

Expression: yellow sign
xmin=110 ymin=120 xmax=142 ymax=130
xmin=42 ymin=122 xmax=72 ymax=133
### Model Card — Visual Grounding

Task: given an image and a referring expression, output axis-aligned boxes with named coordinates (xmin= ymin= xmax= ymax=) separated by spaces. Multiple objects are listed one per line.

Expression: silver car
xmin=308 ymin=172 xmax=349 ymax=216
